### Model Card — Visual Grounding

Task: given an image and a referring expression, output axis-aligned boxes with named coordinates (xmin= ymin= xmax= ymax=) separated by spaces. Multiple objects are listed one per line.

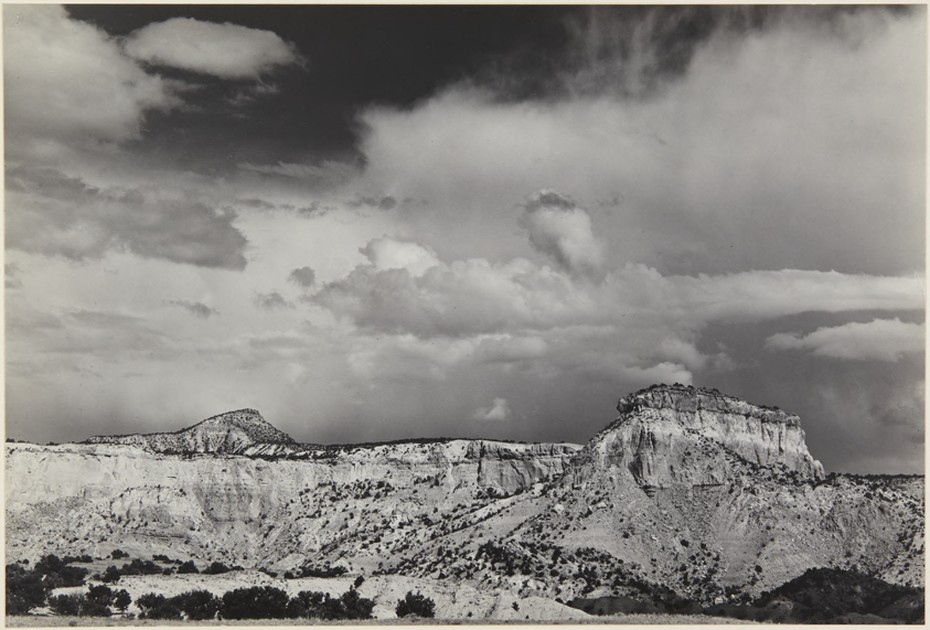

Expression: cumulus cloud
xmin=765 ymin=318 xmax=924 ymax=362
xmin=315 ymin=235 xmax=923 ymax=340
xmin=473 ymin=397 xmax=512 ymax=421
xmin=6 ymin=165 xmax=248 ymax=269
xmin=289 ymin=266 xmax=317 ymax=288
xmin=167 ymin=300 xmax=218 ymax=319
xmin=254 ymin=292 xmax=292 ymax=310
xmin=520 ymin=190 xmax=605 ymax=277
xmin=123 ymin=18 xmax=300 ymax=80
xmin=360 ymin=237 xmax=442 ymax=277
xmin=4 ymin=5 xmax=175 ymax=152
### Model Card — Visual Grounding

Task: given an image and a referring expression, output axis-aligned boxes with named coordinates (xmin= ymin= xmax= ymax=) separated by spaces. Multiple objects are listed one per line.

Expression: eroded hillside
xmin=6 ymin=385 xmax=923 ymax=609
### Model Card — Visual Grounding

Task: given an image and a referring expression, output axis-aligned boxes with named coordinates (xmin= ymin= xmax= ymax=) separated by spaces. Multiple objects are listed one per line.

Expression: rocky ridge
xmin=6 ymin=384 xmax=923 ymax=612
xmin=84 ymin=409 xmax=297 ymax=455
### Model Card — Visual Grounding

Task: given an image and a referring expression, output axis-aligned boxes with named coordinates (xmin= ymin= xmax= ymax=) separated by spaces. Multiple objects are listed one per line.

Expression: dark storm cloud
xmin=5 ymin=264 xmax=22 ymax=289
xmin=348 ymin=195 xmax=398 ymax=211
xmin=698 ymin=312 xmax=924 ymax=473
xmin=254 ymin=292 xmax=292 ymax=310
xmin=288 ymin=267 xmax=316 ymax=288
xmin=6 ymin=165 xmax=248 ymax=269
xmin=166 ymin=300 xmax=218 ymax=319
xmin=474 ymin=6 xmax=915 ymax=100
xmin=239 ymin=160 xmax=358 ymax=184
xmin=296 ymin=203 xmax=334 ymax=218
xmin=237 ymin=197 xmax=277 ymax=211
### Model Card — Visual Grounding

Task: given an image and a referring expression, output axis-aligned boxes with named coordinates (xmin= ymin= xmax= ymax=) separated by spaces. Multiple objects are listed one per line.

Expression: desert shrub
xmin=5 ymin=564 xmax=47 ymax=614
xmin=35 ymin=554 xmax=65 ymax=576
xmin=202 ymin=561 xmax=231 ymax=575
xmin=220 ymin=586 xmax=290 ymax=619
xmin=99 ymin=565 xmax=122 ymax=583
xmin=48 ymin=587 xmax=125 ymax=618
xmin=295 ymin=563 xmax=347 ymax=578
xmin=339 ymin=587 xmax=375 ymax=619
xmin=284 ymin=588 xmax=374 ymax=620
xmin=396 ymin=591 xmax=436 ymax=618
xmin=79 ymin=598 xmax=112 ymax=617
xmin=113 ymin=589 xmax=132 ymax=613
xmin=87 ymin=585 xmax=114 ymax=607
xmin=174 ymin=589 xmax=220 ymax=620
xmin=121 ymin=558 xmax=162 ymax=576
xmin=287 ymin=590 xmax=327 ymax=618
xmin=177 ymin=560 xmax=199 ymax=574
xmin=111 ymin=549 xmax=129 ymax=559
xmin=136 ymin=593 xmax=181 ymax=620
xmin=354 ymin=575 xmax=365 ymax=588
xmin=49 ymin=594 xmax=82 ymax=615
xmin=46 ymin=565 xmax=89 ymax=589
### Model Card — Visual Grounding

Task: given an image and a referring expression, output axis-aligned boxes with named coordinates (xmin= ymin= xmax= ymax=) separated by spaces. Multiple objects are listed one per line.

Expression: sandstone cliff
xmin=573 ymin=384 xmax=824 ymax=490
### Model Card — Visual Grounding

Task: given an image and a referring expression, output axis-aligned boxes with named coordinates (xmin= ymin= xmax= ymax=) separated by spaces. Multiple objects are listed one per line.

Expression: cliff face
xmin=575 ymin=385 xmax=824 ymax=489
xmin=5 ymin=437 xmax=580 ymax=567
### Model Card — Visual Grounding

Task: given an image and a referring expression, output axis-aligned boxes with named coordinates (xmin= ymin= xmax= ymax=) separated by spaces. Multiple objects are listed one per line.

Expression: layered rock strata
xmin=574 ymin=384 xmax=824 ymax=489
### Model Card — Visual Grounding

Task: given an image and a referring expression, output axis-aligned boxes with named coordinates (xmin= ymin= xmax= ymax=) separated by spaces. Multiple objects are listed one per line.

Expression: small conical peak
xmin=191 ymin=408 xmax=294 ymax=444
xmin=84 ymin=408 xmax=295 ymax=454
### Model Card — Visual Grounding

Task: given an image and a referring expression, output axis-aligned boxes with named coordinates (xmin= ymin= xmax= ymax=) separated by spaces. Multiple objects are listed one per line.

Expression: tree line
xmin=7 ymin=554 xmax=437 ymax=620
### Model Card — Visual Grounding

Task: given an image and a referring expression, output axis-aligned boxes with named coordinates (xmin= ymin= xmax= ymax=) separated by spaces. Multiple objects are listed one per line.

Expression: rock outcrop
xmin=572 ymin=384 xmax=823 ymax=490
xmin=84 ymin=409 xmax=297 ymax=455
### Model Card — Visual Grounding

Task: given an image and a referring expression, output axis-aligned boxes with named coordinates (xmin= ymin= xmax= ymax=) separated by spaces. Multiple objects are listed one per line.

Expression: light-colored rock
xmin=5 ymin=385 xmax=922 ymax=614
xmin=574 ymin=384 xmax=824 ymax=490
xmin=84 ymin=409 xmax=296 ymax=455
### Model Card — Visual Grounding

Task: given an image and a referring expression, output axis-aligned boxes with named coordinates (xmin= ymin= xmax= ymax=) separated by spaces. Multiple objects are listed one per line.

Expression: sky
xmin=3 ymin=4 xmax=926 ymax=473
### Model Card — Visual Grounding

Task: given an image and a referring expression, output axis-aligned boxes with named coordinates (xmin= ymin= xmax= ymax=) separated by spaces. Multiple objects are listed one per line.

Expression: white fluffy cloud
xmin=361 ymin=238 xmax=441 ymax=277
xmin=765 ymin=318 xmax=924 ymax=362
xmin=473 ymin=397 xmax=511 ymax=422
xmin=520 ymin=190 xmax=605 ymax=277
xmin=312 ymin=222 xmax=923 ymax=409
xmin=124 ymin=18 xmax=300 ymax=79
xmin=4 ymin=5 xmax=174 ymax=151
